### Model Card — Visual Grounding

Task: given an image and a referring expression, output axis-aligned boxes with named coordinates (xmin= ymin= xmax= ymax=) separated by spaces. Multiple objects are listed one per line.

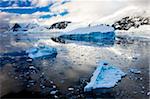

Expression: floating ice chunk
xmin=26 ymin=46 xmax=57 ymax=59
xmin=29 ymin=66 xmax=37 ymax=70
xmin=84 ymin=61 xmax=126 ymax=92
xmin=147 ymin=92 xmax=150 ymax=96
xmin=129 ymin=68 xmax=141 ymax=74
xmin=50 ymin=90 xmax=58 ymax=95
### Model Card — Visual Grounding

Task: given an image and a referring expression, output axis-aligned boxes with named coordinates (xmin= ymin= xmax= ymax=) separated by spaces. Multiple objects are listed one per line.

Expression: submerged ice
xmin=26 ymin=45 xmax=57 ymax=59
xmin=84 ymin=61 xmax=126 ymax=92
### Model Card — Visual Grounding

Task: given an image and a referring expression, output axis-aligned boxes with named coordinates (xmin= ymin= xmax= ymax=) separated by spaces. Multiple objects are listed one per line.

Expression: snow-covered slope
xmin=112 ymin=16 xmax=150 ymax=30
xmin=92 ymin=6 xmax=150 ymax=25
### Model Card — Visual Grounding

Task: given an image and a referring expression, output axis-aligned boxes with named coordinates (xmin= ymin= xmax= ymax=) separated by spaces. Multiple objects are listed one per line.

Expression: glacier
xmin=84 ymin=61 xmax=126 ymax=92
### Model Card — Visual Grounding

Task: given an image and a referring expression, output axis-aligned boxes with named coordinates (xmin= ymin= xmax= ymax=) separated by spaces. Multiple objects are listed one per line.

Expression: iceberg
xmin=26 ymin=46 xmax=57 ymax=59
xmin=84 ymin=61 xmax=126 ymax=92
xmin=52 ymin=25 xmax=115 ymax=46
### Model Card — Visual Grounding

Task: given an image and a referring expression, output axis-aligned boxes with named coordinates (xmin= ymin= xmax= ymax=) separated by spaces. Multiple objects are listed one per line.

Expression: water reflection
xmin=1 ymin=31 xmax=149 ymax=98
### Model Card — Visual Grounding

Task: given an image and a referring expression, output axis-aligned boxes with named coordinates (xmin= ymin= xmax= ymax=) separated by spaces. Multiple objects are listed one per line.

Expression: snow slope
xmin=92 ymin=6 xmax=150 ymax=25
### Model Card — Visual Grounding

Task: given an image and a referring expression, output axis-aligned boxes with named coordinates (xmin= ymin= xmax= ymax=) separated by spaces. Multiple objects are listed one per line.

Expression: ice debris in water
xmin=26 ymin=45 xmax=57 ymax=59
xmin=147 ymin=92 xmax=150 ymax=96
xmin=129 ymin=68 xmax=141 ymax=74
xmin=84 ymin=61 xmax=126 ymax=92
xmin=50 ymin=90 xmax=58 ymax=95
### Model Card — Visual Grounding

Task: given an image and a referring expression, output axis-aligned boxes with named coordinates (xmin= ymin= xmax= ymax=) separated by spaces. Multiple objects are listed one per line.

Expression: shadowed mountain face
xmin=49 ymin=21 xmax=72 ymax=29
xmin=11 ymin=23 xmax=21 ymax=32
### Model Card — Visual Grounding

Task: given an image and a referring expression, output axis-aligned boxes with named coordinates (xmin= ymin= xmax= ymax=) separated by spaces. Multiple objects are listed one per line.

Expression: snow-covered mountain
xmin=9 ymin=21 xmax=72 ymax=33
xmin=49 ymin=21 xmax=71 ymax=29
xmin=5 ymin=0 xmax=149 ymax=39
xmin=10 ymin=15 xmax=150 ymax=34
xmin=10 ymin=23 xmax=41 ymax=32
xmin=112 ymin=16 xmax=150 ymax=30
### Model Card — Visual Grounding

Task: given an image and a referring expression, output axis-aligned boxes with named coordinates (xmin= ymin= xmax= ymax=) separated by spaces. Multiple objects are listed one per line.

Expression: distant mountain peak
xmin=112 ymin=16 xmax=150 ymax=30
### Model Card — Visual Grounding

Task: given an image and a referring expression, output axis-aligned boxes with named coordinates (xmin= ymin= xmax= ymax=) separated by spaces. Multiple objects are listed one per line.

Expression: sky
xmin=0 ymin=0 xmax=149 ymax=29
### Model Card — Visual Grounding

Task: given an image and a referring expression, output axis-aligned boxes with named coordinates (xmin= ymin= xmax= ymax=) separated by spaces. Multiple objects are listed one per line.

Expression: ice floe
xmin=26 ymin=45 xmax=57 ymax=59
xmin=84 ymin=61 xmax=126 ymax=92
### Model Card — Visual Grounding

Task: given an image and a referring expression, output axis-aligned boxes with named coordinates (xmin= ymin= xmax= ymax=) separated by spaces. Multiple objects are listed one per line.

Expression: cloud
xmin=50 ymin=0 xmax=149 ymax=21
xmin=0 ymin=0 xmax=149 ymax=27
xmin=0 ymin=0 xmax=71 ymax=26
xmin=30 ymin=0 xmax=52 ymax=7
xmin=0 ymin=12 xmax=12 ymax=29
xmin=0 ymin=0 xmax=71 ymax=14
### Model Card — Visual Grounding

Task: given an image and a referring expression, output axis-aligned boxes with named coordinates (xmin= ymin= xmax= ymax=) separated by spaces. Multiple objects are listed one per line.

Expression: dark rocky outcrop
xmin=112 ymin=16 xmax=150 ymax=30
xmin=51 ymin=37 xmax=66 ymax=44
xmin=49 ymin=21 xmax=71 ymax=29
xmin=11 ymin=23 xmax=21 ymax=31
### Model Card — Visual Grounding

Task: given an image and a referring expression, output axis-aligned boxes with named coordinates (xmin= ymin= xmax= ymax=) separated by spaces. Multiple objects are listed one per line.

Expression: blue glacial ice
xmin=84 ymin=61 xmax=126 ymax=92
xmin=26 ymin=45 xmax=57 ymax=59
xmin=54 ymin=25 xmax=115 ymax=46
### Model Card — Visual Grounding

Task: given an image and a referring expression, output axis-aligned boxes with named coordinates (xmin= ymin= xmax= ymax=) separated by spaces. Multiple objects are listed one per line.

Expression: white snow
xmin=115 ymin=25 xmax=150 ymax=40
xmin=92 ymin=6 xmax=150 ymax=25
xmin=60 ymin=25 xmax=114 ymax=36
xmin=84 ymin=61 xmax=126 ymax=92
xmin=10 ymin=22 xmax=42 ymax=33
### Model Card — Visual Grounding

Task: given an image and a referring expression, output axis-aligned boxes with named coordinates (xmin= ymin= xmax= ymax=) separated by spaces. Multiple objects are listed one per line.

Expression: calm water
xmin=0 ymin=32 xmax=149 ymax=98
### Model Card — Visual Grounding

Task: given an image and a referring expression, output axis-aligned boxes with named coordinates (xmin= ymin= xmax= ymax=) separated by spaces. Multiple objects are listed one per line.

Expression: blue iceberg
xmin=26 ymin=46 xmax=57 ymax=59
xmin=53 ymin=25 xmax=115 ymax=46
xmin=84 ymin=61 xmax=126 ymax=92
